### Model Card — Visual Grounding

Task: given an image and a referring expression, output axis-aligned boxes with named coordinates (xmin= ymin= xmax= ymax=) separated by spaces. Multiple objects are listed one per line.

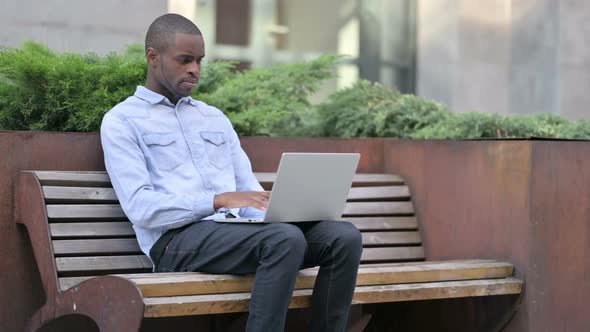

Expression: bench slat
xmin=362 ymin=232 xmax=421 ymax=246
xmin=58 ymin=259 xmax=503 ymax=289
xmin=126 ymin=260 xmax=516 ymax=296
xmin=49 ymin=218 xmax=416 ymax=238
xmin=347 ymin=186 xmax=410 ymax=201
xmin=256 ymin=173 xmax=404 ymax=186
xmin=35 ymin=171 xmax=403 ymax=188
xmin=52 ymin=239 xmax=141 ymax=255
xmin=43 ymin=186 xmax=118 ymax=203
xmin=47 ymin=201 xmax=414 ymax=220
xmin=116 ymin=259 xmax=499 ymax=279
xmin=142 ymin=277 xmax=523 ymax=317
xmin=42 ymin=185 xmax=411 ymax=203
xmin=50 ymin=232 xmax=421 ymax=256
xmin=343 ymin=202 xmax=414 ymax=216
xmin=34 ymin=171 xmax=112 ymax=187
xmin=46 ymin=205 xmax=126 ymax=220
xmin=48 ymin=218 xmax=419 ymax=239
xmin=54 ymin=248 xmax=424 ymax=273
xmin=50 ymin=222 xmax=135 ymax=238
xmin=348 ymin=217 xmax=418 ymax=231
xmin=361 ymin=247 xmax=424 ymax=262
xmin=58 ymin=260 xmax=514 ymax=293
xmin=55 ymin=255 xmax=152 ymax=273
xmin=54 ymin=250 xmax=425 ymax=273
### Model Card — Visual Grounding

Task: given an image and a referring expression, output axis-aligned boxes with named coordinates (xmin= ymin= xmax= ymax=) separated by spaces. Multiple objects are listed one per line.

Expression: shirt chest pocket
xmin=142 ymin=133 xmax=183 ymax=171
xmin=200 ymin=131 xmax=232 ymax=170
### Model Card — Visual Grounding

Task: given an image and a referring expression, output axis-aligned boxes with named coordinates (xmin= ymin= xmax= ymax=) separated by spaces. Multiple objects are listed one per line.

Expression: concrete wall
xmin=510 ymin=0 xmax=559 ymax=116
xmin=0 ymin=0 xmax=167 ymax=54
xmin=558 ymin=0 xmax=590 ymax=120
xmin=417 ymin=0 xmax=590 ymax=120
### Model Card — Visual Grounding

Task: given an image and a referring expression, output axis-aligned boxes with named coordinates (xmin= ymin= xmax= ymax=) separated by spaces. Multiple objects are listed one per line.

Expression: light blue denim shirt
xmin=101 ymin=86 xmax=265 ymax=259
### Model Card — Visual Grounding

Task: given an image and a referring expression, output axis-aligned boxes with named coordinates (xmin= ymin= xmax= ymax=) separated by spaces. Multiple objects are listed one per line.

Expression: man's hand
xmin=214 ymin=191 xmax=270 ymax=211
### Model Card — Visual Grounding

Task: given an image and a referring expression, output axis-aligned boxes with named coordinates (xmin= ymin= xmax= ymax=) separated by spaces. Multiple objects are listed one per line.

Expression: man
xmin=101 ymin=13 xmax=362 ymax=332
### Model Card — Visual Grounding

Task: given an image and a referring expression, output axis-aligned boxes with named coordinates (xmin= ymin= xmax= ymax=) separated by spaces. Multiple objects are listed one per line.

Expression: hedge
xmin=1 ymin=42 xmax=589 ymax=139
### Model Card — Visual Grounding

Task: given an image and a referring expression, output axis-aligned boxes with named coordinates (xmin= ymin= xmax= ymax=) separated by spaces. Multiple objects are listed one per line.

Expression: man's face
xmin=147 ymin=33 xmax=205 ymax=103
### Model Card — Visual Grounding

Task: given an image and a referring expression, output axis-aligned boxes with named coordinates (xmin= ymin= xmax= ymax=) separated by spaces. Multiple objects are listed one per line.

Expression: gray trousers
xmin=152 ymin=220 xmax=363 ymax=332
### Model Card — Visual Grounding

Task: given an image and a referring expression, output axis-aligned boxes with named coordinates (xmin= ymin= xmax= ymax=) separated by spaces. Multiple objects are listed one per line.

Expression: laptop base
xmin=214 ymin=218 xmax=265 ymax=223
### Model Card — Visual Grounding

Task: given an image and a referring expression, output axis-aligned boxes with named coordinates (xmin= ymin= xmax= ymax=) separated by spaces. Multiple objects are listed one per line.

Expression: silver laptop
xmin=215 ymin=152 xmax=360 ymax=223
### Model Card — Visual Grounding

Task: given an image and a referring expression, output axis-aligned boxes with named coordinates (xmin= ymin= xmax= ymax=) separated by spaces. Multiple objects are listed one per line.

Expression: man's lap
xmin=156 ymin=220 xmax=358 ymax=273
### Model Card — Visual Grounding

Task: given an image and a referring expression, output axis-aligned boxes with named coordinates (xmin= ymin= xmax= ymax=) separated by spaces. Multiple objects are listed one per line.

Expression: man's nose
xmin=188 ymin=61 xmax=200 ymax=76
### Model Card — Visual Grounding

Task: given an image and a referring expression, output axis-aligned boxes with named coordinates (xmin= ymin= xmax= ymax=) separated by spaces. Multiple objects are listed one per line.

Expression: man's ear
xmin=146 ymin=47 xmax=159 ymax=66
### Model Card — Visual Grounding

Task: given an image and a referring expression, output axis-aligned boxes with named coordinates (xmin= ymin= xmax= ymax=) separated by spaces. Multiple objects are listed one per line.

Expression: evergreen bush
xmin=198 ymin=54 xmax=337 ymax=136
xmin=1 ymin=41 xmax=588 ymax=140
xmin=0 ymin=42 xmax=336 ymax=136
xmin=0 ymin=42 xmax=145 ymax=131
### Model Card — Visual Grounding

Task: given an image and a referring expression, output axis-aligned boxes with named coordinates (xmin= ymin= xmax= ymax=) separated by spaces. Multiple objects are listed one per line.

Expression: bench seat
xmin=16 ymin=170 xmax=523 ymax=331
xmin=59 ymin=260 xmax=521 ymax=317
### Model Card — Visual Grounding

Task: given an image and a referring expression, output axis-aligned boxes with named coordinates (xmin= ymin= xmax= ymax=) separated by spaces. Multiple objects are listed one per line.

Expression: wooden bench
xmin=16 ymin=170 xmax=523 ymax=331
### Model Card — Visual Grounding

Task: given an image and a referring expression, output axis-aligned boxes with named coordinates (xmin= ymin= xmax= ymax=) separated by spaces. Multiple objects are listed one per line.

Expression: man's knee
xmin=265 ymin=223 xmax=307 ymax=257
xmin=334 ymin=221 xmax=363 ymax=256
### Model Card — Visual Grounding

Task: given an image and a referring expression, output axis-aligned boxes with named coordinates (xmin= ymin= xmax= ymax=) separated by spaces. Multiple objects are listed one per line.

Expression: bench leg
xmin=345 ymin=305 xmax=374 ymax=332
xmin=347 ymin=313 xmax=372 ymax=332
xmin=27 ymin=276 xmax=144 ymax=332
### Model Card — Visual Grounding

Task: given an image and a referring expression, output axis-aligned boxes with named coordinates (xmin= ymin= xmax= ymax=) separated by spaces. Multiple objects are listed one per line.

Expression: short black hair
xmin=145 ymin=13 xmax=202 ymax=53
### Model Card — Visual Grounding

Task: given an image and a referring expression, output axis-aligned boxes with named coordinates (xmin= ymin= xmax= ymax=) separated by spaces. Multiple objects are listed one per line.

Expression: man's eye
xmin=179 ymin=57 xmax=191 ymax=64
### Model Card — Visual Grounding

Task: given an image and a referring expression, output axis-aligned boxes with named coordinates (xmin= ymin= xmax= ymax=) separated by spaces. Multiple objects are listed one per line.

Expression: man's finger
xmin=250 ymin=191 xmax=269 ymax=199
xmin=255 ymin=201 xmax=268 ymax=210
xmin=249 ymin=197 xmax=267 ymax=207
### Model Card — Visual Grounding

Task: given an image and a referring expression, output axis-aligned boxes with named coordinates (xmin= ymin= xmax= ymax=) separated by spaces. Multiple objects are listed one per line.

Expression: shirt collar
xmin=134 ymin=86 xmax=167 ymax=105
xmin=134 ymin=86 xmax=199 ymax=107
xmin=186 ymin=97 xmax=199 ymax=106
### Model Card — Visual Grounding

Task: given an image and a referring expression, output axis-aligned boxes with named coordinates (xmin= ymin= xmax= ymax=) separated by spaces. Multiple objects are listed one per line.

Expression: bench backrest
xmin=20 ymin=171 xmax=424 ymax=292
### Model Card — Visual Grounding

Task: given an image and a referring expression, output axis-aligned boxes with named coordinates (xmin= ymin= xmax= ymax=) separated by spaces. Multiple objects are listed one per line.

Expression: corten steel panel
xmin=0 ymin=131 xmax=105 ymax=332
xmin=529 ymin=141 xmax=590 ymax=332
xmin=11 ymin=132 xmax=588 ymax=331
xmin=384 ymin=140 xmax=531 ymax=262
xmin=241 ymin=137 xmax=386 ymax=173
xmin=383 ymin=140 xmax=532 ymax=331
xmin=382 ymin=139 xmax=590 ymax=331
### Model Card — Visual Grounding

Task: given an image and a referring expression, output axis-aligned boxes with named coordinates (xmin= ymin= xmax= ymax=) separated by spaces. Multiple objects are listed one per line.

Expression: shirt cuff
xmin=239 ymin=206 xmax=266 ymax=219
xmin=192 ymin=193 xmax=216 ymax=220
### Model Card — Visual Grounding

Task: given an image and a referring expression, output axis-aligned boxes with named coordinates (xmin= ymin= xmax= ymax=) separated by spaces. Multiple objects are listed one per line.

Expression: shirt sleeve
xmin=101 ymin=113 xmax=215 ymax=231
xmin=225 ymin=123 xmax=267 ymax=219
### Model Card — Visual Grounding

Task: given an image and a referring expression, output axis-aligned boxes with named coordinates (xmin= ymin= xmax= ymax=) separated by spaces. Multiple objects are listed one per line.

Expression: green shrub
xmin=0 ymin=42 xmax=336 ymax=135
xmin=198 ymin=55 xmax=337 ymax=136
xmin=314 ymin=79 xmax=590 ymax=140
xmin=1 ymin=41 xmax=588 ymax=140
xmin=375 ymin=94 xmax=450 ymax=138
xmin=411 ymin=112 xmax=590 ymax=139
xmin=0 ymin=42 xmax=145 ymax=131
xmin=315 ymin=80 xmax=402 ymax=137
xmin=315 ymin=80 xmax=451 ymax=138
